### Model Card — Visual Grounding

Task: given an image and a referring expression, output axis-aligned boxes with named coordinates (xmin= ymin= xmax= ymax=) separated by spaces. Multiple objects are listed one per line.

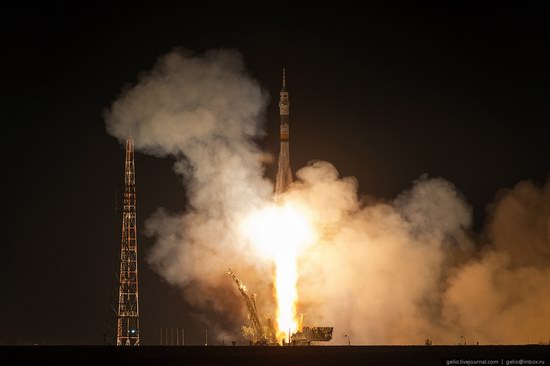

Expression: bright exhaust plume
xmin=242 ymin=202 xmax=315 ymax=340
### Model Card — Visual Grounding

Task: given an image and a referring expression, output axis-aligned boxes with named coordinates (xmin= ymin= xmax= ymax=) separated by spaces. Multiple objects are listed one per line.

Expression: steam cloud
xmin=105 ymin=48 xmax=550 ymax=345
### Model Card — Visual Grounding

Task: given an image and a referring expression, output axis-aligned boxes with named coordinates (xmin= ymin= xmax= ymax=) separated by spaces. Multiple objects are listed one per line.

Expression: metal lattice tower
xmin=116 ymin=138 xmax=140 ymax=346
xmin=275 ymin=68 xmax=293 ymax=196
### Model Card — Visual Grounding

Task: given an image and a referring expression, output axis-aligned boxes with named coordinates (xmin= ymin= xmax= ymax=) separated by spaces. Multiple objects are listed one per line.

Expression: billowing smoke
xmin=440 ymin=180 xmax=550 ymax=344
xmin=290 ymin=164 xmax=550 ymax=345
xmin=105 ymin=48 xmax=276 ymax=334
xmin=105 ymin=48 xmax=550 ymax=345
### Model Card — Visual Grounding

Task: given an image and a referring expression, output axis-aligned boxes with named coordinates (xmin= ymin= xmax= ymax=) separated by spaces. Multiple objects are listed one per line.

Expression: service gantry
xmin=116 ymin=138 xmax=140 ymax=346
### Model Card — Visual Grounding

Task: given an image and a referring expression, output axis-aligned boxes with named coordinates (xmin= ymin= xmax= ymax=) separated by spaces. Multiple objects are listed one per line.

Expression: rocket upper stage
xmin=279 ymin=68 xmax=290 ymax=141
xmin=279 ymin=68 xmax=289 ymax=113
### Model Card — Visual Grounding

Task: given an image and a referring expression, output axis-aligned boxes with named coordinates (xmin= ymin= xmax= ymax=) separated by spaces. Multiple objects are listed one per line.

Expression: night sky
xmin=2 ymin=2 xmax=549 ymax=345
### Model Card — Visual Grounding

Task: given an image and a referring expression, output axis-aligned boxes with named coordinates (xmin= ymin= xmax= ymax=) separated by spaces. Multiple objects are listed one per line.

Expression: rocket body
xmin=275 ymin=69 xmax=293 ymax=196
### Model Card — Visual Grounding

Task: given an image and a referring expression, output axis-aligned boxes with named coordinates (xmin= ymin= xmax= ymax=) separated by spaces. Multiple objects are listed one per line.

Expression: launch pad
xmin=228 ymin=269 xmax=333 ymax=346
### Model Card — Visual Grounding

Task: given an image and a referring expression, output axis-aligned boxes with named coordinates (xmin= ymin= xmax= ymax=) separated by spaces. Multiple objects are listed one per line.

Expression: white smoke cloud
xmin=105 ymin=48 xmax=276 ymax=332
xmin=105 ymin=48 xmax=550 ymax=345
xmin=290 ymin=164 xmax=550 ymax=345
xmin=292 ymin=167 xmax=472 ymax=344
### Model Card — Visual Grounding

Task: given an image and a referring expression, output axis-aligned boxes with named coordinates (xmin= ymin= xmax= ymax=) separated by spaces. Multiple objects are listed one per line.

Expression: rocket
xmin=275 ymin=68 xmax=293 ymax=196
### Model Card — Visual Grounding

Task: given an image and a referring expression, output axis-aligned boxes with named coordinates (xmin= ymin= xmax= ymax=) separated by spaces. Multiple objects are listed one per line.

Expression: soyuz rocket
xmin=275 ymin=68 xmax=293 ymax=196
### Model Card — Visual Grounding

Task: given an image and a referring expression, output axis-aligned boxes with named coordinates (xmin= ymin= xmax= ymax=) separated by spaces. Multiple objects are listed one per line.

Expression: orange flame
xmin=242 ymin=202 xmax=315 ymax=341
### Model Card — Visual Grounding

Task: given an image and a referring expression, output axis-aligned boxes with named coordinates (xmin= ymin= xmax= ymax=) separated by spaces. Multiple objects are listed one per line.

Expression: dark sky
xmin=2 ymin=2 xmax=549 ymax=345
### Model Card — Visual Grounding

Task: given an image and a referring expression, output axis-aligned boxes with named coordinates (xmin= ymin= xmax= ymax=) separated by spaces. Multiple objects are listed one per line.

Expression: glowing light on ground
xmin=242 ymin=201 xmax=315 ymax=341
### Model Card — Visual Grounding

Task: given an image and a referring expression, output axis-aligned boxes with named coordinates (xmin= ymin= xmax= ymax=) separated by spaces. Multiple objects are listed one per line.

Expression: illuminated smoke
xmin=105 ymin=48 xmax=550 ymax=344
xmin=288 ymin=163 xmax=550 ymax=345
xmin=105 ymin=48 xmax=276 ymax=336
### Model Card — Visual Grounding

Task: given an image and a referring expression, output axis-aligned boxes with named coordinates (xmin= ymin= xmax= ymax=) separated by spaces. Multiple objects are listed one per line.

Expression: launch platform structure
xmin=115 ymin=138 xmax=140 ymax=346
xmin=290 ymin=325 xmax=334 ymax=345
xmin=227 ymin=269 xmax=277 ymax=345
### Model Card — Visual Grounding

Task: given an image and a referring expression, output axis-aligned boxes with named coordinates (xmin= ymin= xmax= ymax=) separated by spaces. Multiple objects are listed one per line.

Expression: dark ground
xmin=1 ymin=345 xmax=548 ymax=366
